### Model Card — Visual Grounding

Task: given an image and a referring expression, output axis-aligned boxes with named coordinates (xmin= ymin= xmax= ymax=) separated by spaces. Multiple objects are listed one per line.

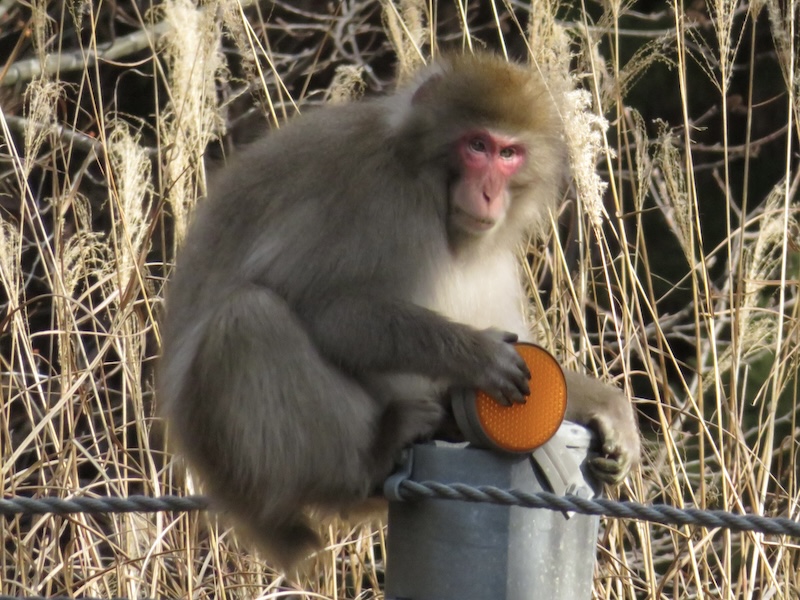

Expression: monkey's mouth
xmin=451 ymin=206 xmax=496 ymax=233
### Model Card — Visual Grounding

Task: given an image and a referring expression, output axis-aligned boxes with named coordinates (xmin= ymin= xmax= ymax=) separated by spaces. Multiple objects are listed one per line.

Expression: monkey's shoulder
xmin=248 ymin=101 xmax=391 ymax=158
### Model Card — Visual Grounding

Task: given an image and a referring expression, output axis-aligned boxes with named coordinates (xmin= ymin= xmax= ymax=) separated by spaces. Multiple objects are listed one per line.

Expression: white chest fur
xmin=415 ymin=249 xmax=530 ymax=339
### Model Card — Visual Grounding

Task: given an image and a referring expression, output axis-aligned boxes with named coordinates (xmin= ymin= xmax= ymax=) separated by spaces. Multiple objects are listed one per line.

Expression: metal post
xmin=385 ymin=422 xmax=599 ymax=600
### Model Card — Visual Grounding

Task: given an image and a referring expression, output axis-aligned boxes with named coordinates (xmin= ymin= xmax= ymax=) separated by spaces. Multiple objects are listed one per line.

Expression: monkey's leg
xmin=361 ymin=374 xmax=446 ymax=478
xmin=172 ymin=284 xmax=387 ymax=568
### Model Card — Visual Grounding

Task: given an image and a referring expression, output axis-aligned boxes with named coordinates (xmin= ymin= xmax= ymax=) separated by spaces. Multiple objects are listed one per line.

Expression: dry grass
xmin=1 ymin=1 xmax=799 ymax=598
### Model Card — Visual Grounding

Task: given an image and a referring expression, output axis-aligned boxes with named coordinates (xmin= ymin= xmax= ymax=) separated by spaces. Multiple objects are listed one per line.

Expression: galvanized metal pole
xmin=385 ymin=422 xmax=600 ymax=600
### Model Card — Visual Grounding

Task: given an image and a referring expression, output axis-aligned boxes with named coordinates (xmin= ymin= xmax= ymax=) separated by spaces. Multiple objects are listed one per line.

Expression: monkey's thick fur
xmin=159 ymin=53 xmax=640 ymax=569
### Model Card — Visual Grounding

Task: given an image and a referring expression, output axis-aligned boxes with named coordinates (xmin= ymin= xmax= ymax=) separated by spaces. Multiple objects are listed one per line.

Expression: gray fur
xmin=158 ymin=55 xmax=639 ymax=570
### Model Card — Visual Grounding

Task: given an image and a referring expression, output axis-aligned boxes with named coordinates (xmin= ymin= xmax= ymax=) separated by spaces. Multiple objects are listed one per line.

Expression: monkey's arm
xmin=297 ymin=291 xmax=531 ymax=405
xmin=563 ymin=370 xmax=640 ymax=484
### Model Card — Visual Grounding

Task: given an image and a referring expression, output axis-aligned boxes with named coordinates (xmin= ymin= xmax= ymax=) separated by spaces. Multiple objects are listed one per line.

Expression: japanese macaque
xmin=158 ymin=53 xmax=640 ymax=569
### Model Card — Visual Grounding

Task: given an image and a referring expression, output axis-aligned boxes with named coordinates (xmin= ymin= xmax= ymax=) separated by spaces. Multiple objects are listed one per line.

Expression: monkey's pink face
xmin=449 ymin=130 xmax=527 ymax=234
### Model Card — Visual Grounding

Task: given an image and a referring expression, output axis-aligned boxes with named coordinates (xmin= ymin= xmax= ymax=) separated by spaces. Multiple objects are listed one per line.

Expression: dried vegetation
xmin=1 ymin=0 xmax=799 ymax=598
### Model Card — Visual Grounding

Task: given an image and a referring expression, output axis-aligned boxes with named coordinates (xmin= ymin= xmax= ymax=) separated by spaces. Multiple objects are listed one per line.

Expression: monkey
xmin=158 ymin=52 xmax=640 ymax=570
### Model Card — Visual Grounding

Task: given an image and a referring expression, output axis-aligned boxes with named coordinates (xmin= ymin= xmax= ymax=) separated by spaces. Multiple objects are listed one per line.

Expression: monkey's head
xmin=395 ymin=53 xmax=568 ymax=244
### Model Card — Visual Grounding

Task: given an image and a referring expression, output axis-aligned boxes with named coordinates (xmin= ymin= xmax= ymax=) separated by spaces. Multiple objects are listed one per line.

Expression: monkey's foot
xmin=371 ymin=398 xmax=444 ymax=478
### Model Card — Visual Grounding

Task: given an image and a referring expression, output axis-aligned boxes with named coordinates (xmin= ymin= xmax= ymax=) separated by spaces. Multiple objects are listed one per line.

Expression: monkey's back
xmin=181 ymin=103 xmax=446 ymax=303
xmin=159 ymin=96 xmax=453 ymax=412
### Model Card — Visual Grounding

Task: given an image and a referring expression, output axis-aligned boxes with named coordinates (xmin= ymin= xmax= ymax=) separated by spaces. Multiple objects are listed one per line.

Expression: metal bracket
xmin=383 ymin=448 xmax=414 ymax=502
xmin=531 ymin=436 xmax=595 ymax=518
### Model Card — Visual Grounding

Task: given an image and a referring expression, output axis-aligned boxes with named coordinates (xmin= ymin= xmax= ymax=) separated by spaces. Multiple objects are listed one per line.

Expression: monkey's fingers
xmin=473 ymin=328 xmax=530 ymax=405
xmin=512 ymin=367 xmax=532 ymax=401
xmin=483 ymin=327 xmax=519 ymax=345
xmin=499 ymin=383 xmax=529 ymax=406
xmin=510 ymin=350 xmax=532 ymax=399
xmin=490 ymin=390 xmax=520 ymax=406
xmin=588 ymin=455 xmax=632 ymax=485
xmin=481 ymin=327 xmax=520 ymax=345
xmin=485 ymin=367 xmax=531 ymax=406
xmin=505 ymin=353 xmax=532 ymax=404
xmin=501 ymin=356 xmax=532 ymax=404
xmin=586 ymin=414 xmax=639 ymax=484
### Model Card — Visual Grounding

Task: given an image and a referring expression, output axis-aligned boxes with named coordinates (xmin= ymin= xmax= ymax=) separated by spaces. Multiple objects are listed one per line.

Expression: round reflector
xmin=451 ymin=342 xmax=567 ymax=453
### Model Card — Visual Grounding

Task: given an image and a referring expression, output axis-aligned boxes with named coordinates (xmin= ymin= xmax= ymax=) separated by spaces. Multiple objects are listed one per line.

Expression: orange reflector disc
xmin=452 ymin=343 xmax=567 ymax=453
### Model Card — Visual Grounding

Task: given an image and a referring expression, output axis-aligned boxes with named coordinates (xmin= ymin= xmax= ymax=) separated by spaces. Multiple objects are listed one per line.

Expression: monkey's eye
xmin=469 ymin=138 xmax=488 ymax=153
xmin=499 ymin=146 xmax=517 ymax=160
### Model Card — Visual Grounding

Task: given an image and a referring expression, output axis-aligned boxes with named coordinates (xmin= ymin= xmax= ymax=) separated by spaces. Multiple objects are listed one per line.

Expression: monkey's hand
xmin=586 ymin=409 xmax=640 ymax=485
xmin=469 ymin=328 xmax=531 ymax=406
xmin=563 ymin=372 xmax=640 ymax=485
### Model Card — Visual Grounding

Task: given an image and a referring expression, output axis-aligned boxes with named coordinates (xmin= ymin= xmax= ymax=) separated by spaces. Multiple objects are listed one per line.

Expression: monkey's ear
xmin=411 ymin=73 xmax=443 ymax=105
